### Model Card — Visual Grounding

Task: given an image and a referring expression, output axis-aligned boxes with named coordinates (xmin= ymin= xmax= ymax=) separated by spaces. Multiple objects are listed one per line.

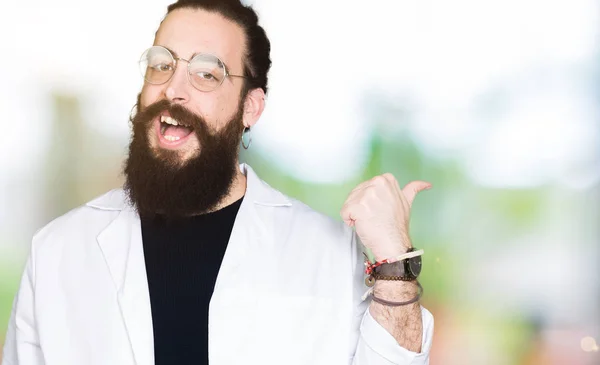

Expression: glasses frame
xmin=139 ymin=45 xmax=247 ymax=92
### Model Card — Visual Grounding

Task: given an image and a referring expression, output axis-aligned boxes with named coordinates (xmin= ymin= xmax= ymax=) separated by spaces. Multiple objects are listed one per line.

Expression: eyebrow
xmin=159 ymin=45 xmax=211 ymax=62
xmin=161 ymin=45 xmax=181 ymax=59
xmin=159 ymin=45 xmax=231 ymax=71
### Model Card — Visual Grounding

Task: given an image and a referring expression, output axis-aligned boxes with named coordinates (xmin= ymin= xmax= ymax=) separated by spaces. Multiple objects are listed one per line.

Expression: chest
xmin=35 ymin=220 xmax=355 ymax=365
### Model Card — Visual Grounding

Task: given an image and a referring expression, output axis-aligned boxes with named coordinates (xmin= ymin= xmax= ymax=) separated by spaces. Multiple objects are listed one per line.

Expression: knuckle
xmin=372 ymin=175 xmax=387 ymax=186
xmin=382 ymin=172 xmax=395 ymax=181
xmin=365 ymin=188 xmax=378 ymax=199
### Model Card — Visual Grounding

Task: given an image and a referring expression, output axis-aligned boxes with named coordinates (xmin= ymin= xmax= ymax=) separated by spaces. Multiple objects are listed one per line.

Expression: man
xmin=2 ymin=0 xmax=433 ymax=364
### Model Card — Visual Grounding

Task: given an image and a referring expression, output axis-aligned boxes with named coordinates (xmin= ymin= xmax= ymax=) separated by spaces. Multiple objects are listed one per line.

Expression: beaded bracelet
xmin=373 ymin=273 xmax=413 ymax=282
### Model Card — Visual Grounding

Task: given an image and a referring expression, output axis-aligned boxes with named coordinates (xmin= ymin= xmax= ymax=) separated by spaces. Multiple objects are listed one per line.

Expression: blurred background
xmin=1 ymin=0 xmax=599 ymax=364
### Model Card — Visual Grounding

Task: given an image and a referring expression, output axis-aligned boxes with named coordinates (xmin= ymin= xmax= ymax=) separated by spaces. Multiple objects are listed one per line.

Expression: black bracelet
xmin=371 ymin=282 xmax=423 ymax=307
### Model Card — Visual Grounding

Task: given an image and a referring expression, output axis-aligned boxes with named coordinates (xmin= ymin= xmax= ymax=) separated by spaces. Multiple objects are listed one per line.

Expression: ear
xmin=242 ymin=88 xmax=266 ymax=129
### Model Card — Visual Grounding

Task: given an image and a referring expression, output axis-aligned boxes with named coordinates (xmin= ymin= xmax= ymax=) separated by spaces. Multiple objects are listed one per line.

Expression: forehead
xmin=154 ymin=8 xmax=246 ymax=72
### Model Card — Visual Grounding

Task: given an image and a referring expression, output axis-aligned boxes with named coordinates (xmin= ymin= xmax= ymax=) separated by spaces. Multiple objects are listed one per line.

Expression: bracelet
xmin=371 ymin=282 xmax=423 ymax=307
xmin=372 ymin=273 xmax=413 ymax=282
xmin=364 ymin=249 xmax=424 ymax=275
xmin=386 ymin=249 xmax=424 ymax=264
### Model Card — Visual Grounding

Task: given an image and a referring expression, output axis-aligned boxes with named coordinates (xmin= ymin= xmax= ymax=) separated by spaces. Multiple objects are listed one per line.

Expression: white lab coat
xmin=2 ymin=164 xmax=433 ymax=365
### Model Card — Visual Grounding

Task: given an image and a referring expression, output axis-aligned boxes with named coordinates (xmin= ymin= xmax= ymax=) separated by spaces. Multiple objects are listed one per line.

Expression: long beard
xmin=123 ymin=95 xmax=245 ymax=220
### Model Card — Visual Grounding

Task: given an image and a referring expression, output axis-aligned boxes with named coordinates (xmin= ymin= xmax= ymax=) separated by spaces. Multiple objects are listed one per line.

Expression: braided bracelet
xmin=371 ymin=282 xmax=423 ymax=307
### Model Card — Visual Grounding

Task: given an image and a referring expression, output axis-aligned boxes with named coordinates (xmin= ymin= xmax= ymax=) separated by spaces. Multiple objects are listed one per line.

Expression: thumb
xmin=340 ymin=204 xmax=355 ymax=227
xmin=402 ymin=181 xmax=432 ymax=207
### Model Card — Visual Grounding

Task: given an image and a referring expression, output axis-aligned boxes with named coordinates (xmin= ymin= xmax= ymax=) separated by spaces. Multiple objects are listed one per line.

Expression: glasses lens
xmin=139 ymin=47 xmax=175 ymax=85
xmin=188 ymin=54 xmax=225 ymax=91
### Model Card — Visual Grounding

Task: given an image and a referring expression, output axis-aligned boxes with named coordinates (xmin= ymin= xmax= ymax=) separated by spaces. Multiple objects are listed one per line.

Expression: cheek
xmin=140 ymin=84 xmax=163 ymax=108
xmin=190 ymin=95 xmax=223 ymax=125
xmin=204 ymin=93 xmax=240 ymax=126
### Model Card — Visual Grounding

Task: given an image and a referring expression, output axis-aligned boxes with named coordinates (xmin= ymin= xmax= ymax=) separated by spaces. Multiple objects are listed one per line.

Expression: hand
xmin=340 ymin=174 xmax=431 ymax=261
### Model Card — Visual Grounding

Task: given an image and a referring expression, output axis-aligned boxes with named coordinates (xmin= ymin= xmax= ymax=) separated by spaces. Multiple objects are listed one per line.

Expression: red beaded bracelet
xmin=364 ymin=259 xmax=390 ymax=275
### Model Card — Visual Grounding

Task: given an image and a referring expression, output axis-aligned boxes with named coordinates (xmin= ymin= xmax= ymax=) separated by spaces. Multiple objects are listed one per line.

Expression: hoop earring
xmin=129 ymin=103 xmax=138 ymax=123
xmin=242 ymin=127 xmax=252 ymax=149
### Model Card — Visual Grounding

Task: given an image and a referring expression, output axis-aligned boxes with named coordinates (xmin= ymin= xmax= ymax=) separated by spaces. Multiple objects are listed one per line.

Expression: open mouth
xmin=159 ymin=114 xmax=194 ymax=142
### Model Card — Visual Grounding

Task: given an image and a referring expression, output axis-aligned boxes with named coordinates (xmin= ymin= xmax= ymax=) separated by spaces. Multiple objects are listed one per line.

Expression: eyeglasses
xmin=139 ymin=46 xmax=246 ymax=92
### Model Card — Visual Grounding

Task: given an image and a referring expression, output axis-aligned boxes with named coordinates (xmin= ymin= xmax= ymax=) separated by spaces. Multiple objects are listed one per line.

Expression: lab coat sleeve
xmin=2 ymin=248 xmax=45 ymax=365
xmin=349 ymin=232 xmax=434 ymax=365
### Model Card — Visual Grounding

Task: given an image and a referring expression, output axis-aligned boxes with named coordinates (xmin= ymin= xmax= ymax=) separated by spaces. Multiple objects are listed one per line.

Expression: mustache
xmin=133 ymin=99 xmax=211 ymax=137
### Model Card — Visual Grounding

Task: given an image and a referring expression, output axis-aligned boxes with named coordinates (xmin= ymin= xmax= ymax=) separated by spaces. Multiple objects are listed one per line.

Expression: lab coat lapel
xmin=97 ymin=207 xmax=154 ymax=365
xmin=212 ymin=164 xmax=292 ymax=294
xmin=208 ymin=164 xmax=292 ymax=363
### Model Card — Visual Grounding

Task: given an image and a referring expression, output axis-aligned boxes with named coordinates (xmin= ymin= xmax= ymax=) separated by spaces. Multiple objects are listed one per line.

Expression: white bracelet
xmin=385 ymin=249 xmax=424 ymax=264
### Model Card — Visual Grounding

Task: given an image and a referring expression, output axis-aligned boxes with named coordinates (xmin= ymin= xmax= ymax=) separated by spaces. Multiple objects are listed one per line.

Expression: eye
xmin=196 ymin=72 xmax=216 ymax=80
xmin=151 ymin=63 xmax=173 ymax=72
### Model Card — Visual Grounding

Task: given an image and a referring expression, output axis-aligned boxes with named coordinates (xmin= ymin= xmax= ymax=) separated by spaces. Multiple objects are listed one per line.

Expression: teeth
xmin=164 ymin=135 xmax=181 ymax=142
xmin=160 ymin=115 xmax=179 ymax=126
xmin=160 ymin=115 xmax=191 ymax=128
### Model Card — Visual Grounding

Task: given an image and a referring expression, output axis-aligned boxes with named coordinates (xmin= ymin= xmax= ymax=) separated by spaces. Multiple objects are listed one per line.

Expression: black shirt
xmin=141 ymin=197 xmax=243 ymax=365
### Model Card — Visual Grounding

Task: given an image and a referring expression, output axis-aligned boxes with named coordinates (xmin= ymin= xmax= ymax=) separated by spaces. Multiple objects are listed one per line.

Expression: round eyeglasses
xmin=139 ymin=46 xmax=246 ymax=92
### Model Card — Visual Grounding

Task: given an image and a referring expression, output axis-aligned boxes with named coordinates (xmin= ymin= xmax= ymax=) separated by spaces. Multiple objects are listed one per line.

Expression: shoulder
xmin=31 ymin=188 xmax=129 ymax=253
xmin=259 ymin=182 xmax=357 ymax=259
xmin=287 ymin=197 xmax=352 ymax=241
xmin=246 ymin=163 xmax=354 ymax=246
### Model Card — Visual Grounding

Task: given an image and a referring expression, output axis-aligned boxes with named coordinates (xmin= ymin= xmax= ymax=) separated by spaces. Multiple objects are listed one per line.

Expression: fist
xmin=340 ymin=174 xmax=431 ymax=261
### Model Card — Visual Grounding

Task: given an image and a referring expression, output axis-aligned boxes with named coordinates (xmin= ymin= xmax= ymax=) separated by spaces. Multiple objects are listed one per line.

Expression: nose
xmin=164 ymin=58 xmax=191 ymax=104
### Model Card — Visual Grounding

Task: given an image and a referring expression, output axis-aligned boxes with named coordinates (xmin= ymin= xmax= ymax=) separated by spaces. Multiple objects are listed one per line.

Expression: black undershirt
xmin=141 ymin=197 xmax=243 ymax=365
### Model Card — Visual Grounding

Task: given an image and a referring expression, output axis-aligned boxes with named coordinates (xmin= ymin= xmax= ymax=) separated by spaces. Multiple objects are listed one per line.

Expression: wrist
xmin=377 ymin=239 xmax=412 ymax=262
xmin=374 ymin=280 xmax=419 ymax=300
xmin=370 ymin=281 xmax=421 ymax=312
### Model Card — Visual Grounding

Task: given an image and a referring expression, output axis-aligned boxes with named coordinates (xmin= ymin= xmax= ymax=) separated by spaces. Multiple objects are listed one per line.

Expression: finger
xmin=382 ymin=173 xmax=403 ymax=200
xmin=340 ymin=196 xmax=360 ymax=225
xmin=350 ymin=178 xmax=380 ymax=194
xmin=342 ymin=181 xmax=374 ymax=227
xmin=353 ymin=174 xmax=397 ymax=193
xmin=402 ymin=181 xmax=432 ymax=207
xmin=340 ymin=203 xmax=356 ymax=227
xmin=344 ymin=180 xmax=378 ymax=206
xmin=348 ymin=182 xmax=374 ymax=197
xmin=340 ymin=201 xmax=368 ymax=227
